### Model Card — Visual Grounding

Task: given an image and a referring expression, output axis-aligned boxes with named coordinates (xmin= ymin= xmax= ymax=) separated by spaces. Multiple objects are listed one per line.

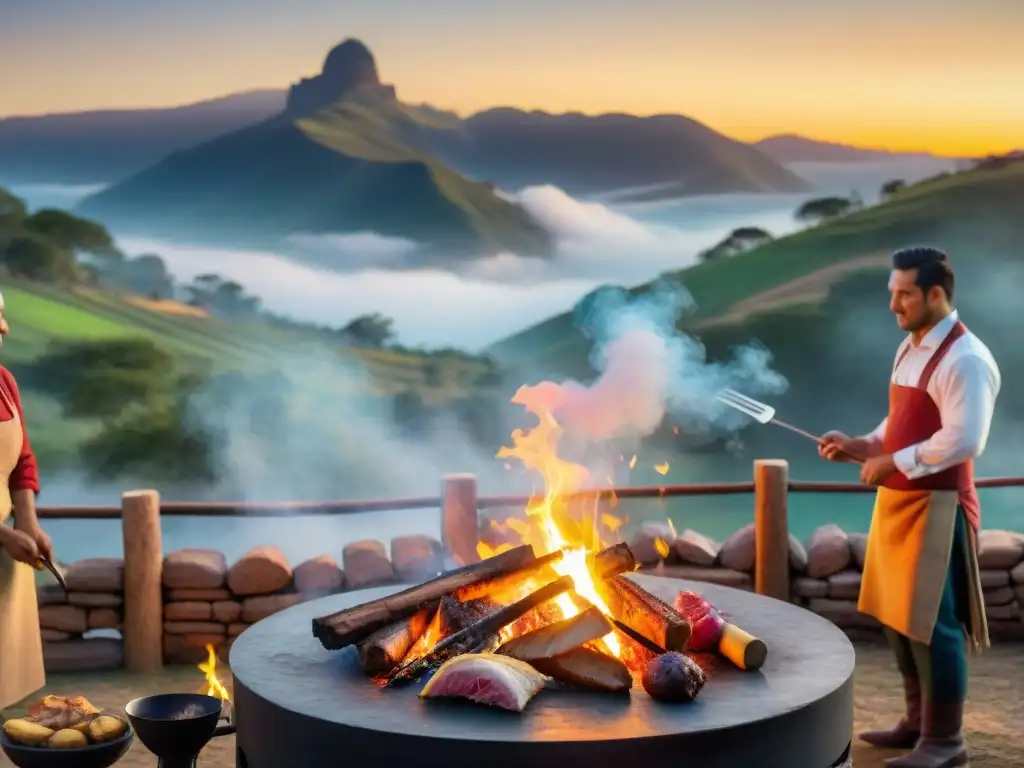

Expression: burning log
xmin=587 ymin=542 xmax=637 ymax=579
xmin=356 ymin=607 xmax=433 ymax=676
xmin=497 ymin=606 xmax=612 ymax=662
xmin=312 ymin=545 xmax=538 ymax=650
xmin=384 ymin=575 xmax=576 ymax=687
xmin=531 ymin=647 xmax=632 ymax=694
xmin=439 ymin=595 xmax=502 ymax=635
xmin=596 ymin=575 xmax=691 ymax=651
xmin=451 ymin=550 xmax=563 ymax=602
xmin=450 ymin=542 xmax=635 ymax=604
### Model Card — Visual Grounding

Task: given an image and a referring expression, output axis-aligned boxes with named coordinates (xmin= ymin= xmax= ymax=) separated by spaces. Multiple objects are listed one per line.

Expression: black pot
xmin=0 ymin=719 xmax=133 ymax=768
xmin=124 ymin=693 xmax=235 ymax=768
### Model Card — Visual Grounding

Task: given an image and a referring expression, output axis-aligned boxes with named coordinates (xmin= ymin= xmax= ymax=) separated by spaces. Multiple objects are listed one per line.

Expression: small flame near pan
xmin=197 ymin=644 xmax=231 ymax=702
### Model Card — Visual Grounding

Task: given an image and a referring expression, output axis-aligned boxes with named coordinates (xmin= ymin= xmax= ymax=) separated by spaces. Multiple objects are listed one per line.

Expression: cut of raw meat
xmin=419 ymin=653 xmax=548 ymax=712
xmin=673 ymin=590 xmax=725 ymax=652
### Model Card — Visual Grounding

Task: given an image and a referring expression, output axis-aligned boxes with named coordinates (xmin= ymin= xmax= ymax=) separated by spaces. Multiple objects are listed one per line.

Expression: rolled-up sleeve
xmin=2 ymin=368 xmax=40 ymax=494
xmin=892 ymin=353 xmax=1000 ymax=479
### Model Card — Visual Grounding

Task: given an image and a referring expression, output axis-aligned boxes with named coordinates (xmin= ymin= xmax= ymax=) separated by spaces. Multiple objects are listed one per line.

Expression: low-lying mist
xmin=113 ymin=184 xmax=804 ymax=350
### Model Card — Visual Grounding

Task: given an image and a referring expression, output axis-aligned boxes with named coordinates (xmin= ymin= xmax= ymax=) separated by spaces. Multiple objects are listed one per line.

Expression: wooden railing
xmin=34 ymin=463 xmax=1024 ymax=673
xmin=36 ymin=474 xmax=1024 ymax=519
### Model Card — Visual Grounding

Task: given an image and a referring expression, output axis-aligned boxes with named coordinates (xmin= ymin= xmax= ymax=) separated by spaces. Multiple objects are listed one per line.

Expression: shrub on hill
xmin=794 ymin=196 xmax=856 ymax=225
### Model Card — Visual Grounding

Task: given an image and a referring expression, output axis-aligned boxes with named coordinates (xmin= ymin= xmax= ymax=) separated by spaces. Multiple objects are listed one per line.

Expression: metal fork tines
xmin=715 ymin=388 xmax=775 ymax=423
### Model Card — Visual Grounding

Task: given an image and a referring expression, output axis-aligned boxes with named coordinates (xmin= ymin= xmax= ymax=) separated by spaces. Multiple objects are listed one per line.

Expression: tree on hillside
xmin=105 ymin=253 xmax=175 ymax=299
xmin=185 ymin=273 xmax=261 ymax=319
xmin=730 ymin=226 xmax=773 ymax=245
xmin=699 ymin=226 xmax=773 ymax=261
xmin=32 ymin=339 xmax=176 ymax=416
xmin=78 ymin=397 xmax=218 ymax=483
xmin=22 ymin=209 xmax=117 ymax=257
xmin=473 ymin=356 xmax=505 ymax=388
xmin=881 ymin=179 xmax=906 ymax=198
xmin=341 ymin=313 xmax=395 ymax=348
xmin=422 ymin=359 xmax=444 ymax=388
xmin=795 ymin=196 xmax=854 ymax=225
xmin=0 ymin=188 xmax=27 ymax=229
xmin=33 ymin=338 xmax=219 ymax=481
xmin=0 ymin=235 xmax=80 ymax=281
xmin=391 ymin=389 xmax=432 ymax=436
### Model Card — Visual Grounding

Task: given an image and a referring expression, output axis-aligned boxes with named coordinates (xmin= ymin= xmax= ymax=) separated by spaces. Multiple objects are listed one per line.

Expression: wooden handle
xmin=718 ymin=622 xmax=768 ymax=671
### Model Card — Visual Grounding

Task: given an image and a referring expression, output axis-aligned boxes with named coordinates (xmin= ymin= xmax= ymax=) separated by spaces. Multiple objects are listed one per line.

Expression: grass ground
xmin=3 ymin=640 xmax=1021 ymax=767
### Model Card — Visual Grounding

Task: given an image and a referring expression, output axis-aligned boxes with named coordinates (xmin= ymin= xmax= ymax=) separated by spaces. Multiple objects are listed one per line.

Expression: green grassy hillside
xmin=3 ymin=280 xmax=493 ymax=469
xmin=491 ymin=160 xmax=1024 ymax=373
xmin=77 ymin=97 xmax=552 ymax=258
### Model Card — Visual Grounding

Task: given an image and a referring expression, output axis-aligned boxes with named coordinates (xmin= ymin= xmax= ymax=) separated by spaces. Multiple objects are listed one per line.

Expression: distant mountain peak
xmin=285 ymin=38 xmax=396 ymax=118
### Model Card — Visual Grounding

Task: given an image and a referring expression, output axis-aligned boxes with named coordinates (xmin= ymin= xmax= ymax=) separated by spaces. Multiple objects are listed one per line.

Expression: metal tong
xmin=715 ymin=388 xmax=863 ymax=464
xmin=36 ymin=555 xmax=69 ymax=592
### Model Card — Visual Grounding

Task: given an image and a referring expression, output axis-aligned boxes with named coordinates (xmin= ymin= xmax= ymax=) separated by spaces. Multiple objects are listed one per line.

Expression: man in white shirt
xmin=819 ymin=246 xmax=999 ymax=768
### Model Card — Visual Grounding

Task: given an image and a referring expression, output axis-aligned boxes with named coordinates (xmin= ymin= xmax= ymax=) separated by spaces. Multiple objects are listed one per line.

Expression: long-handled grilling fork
xmin=715 ymin=388 xmax=864 ymax=464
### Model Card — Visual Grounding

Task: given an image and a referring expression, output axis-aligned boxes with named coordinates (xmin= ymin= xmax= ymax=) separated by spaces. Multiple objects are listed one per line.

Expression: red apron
xmin=858 ymin=321 xmax=988 ymax=648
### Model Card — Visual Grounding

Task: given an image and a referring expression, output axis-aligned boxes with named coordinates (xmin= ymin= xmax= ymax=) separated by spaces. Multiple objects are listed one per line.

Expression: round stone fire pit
xmin=230 ymin=573 xmax=854 ymax=768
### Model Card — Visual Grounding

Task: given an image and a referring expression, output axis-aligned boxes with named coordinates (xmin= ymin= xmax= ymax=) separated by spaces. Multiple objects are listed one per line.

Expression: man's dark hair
xmin=892 ymin=246 xmax=955 ymax=302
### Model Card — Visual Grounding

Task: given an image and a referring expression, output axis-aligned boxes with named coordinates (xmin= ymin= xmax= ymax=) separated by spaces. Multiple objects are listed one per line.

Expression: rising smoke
xmin=172 ymin=274 xmax=788 ymax=510
xmin=507 ymin=278 xmax=788 ymax=454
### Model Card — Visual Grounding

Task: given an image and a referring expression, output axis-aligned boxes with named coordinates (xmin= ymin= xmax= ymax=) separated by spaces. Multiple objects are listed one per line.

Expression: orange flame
xmin=496 ymin=405 xmax=622 ymax=656
xmin=198 ymin=644 xmax=230 ymax=702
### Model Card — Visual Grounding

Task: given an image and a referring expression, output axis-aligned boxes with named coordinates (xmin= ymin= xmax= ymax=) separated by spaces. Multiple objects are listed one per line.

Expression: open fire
xmin=308 ymin=401 xmax=767 ymax=712
xmin=197 ymin=643 xmax=231 ymax=703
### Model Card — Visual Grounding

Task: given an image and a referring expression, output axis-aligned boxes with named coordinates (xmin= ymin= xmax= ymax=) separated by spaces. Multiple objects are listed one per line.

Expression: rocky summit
xmin=285 ymin=38 xmax=397 ymax=117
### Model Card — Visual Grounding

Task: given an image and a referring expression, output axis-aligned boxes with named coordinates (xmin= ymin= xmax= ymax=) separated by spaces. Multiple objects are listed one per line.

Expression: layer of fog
xmin=6 ymin=159 xmax=954 ymax=352
xmin=109 ymin=186 xmax=805 ymax=351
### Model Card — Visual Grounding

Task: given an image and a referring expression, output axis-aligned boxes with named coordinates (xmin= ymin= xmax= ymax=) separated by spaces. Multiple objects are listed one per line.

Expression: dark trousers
xmin=883 ymin=507 xmax=970 ymax=702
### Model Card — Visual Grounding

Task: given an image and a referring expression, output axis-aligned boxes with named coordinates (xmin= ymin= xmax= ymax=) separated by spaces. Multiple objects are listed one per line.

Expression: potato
xmin=2 ymin=718 xmax=55 ymax=746
xmin=87 ymin=715 xmax=128 ymax=744
xmin=71 ymin=716 xmax=97 ymax=735
xmin=641 ymin=651 xmax=707 ymax=702
xmin=48 ymin=728 xmax=89 ymax=749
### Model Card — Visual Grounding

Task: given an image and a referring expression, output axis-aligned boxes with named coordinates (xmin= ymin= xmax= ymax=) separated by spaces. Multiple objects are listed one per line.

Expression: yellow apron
xmin=859 ymin=488 xmax=986 ymax=646
xmin=0 ymin=382 xmax=46 ymax=709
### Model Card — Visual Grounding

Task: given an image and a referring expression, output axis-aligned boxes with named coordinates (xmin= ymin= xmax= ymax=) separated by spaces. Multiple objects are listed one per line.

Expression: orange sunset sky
xmin=1 ymin=0 xmax=1021 ymax=156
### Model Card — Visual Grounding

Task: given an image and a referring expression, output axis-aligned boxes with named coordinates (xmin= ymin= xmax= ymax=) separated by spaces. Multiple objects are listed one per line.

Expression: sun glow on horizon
xmin=1 ymin=2 xmax=1020 ymax=158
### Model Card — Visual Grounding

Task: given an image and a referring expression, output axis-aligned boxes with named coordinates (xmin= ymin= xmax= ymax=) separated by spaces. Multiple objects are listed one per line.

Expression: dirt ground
xmin=3 ymin=639 xmax=1021 ymax=767
xmin=694 ymin=252 xmax=891 ymax=329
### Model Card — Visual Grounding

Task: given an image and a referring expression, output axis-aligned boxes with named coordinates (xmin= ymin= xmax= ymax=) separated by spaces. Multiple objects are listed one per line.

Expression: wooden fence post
xmin=121 ymin=489 xmax=164 ymax=673
xmin=754 ymin=460 xmax=790 ymax=602
xmin=442 ymin=474 xmax=479 ymax=566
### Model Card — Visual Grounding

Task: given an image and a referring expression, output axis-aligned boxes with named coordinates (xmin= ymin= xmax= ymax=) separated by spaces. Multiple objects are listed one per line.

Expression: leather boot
xmin=859 ymin=675 xmax=922 ymax=749
xmin=884 ymin=698 xmax=969 ymax=768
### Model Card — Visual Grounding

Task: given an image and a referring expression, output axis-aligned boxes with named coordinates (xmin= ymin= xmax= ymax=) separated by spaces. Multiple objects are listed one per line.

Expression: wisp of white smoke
xmin=511 ymin=279 xmax=788 ymax=447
